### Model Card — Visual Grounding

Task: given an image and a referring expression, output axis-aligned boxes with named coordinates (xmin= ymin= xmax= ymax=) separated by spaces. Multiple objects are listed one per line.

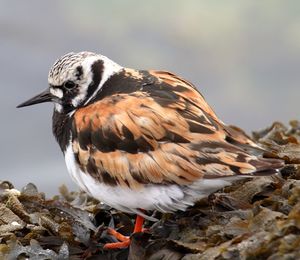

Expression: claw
xmin=106 ymin=228 xmax=129 ymax=242
xmin=103 ymin=239 xmax=130 ymax=249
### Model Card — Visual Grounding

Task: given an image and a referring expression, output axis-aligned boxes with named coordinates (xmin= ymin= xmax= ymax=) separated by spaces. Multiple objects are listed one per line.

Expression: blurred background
xmin=1 ymin=1 xmax=299 ymax=195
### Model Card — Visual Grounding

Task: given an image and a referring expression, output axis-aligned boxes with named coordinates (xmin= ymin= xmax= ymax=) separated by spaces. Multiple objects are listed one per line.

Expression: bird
xmin=17 ymin=51 xmax=284 ymax=249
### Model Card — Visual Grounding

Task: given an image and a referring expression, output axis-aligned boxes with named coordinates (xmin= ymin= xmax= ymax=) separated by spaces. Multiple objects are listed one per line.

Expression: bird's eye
xmin=64 ymin=80 xmax=76 ymax=90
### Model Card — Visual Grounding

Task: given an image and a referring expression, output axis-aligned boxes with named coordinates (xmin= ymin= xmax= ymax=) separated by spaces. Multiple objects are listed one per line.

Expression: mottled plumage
xmin=72 ymin=69 xmax=280 ymax=185
xmin=18 ymin=51 xmax=284 ymax=248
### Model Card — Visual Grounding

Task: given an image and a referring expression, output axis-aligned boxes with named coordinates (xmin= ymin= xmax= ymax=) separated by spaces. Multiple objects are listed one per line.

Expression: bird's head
xmin=17 ymin=51 xmax=122 ymax=113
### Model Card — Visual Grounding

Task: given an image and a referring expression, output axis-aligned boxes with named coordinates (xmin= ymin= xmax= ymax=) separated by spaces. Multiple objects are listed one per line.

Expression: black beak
xmin=17 ymin=89 xmax=53 ymax=108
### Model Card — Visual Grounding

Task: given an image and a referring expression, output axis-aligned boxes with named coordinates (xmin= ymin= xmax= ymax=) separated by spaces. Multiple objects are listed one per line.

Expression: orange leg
xmin=133 ymin=215 xmax=144 ymax=233
xmin=103 ymin=215 xmax=145 ymax=250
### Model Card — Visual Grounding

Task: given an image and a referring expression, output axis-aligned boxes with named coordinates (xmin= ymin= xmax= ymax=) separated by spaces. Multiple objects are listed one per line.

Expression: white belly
xmin=64 ymin=143 xmax=235 ymax=216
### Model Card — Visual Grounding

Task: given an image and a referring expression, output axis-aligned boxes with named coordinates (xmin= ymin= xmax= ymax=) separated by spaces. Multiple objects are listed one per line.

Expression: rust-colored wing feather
xmin=72 ymin=69 xmax=283 ymax=190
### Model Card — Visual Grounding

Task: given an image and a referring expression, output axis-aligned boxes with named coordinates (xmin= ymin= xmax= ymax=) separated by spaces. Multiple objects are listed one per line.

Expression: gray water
xmin=1 ymin=1 xmax=299 ymax=196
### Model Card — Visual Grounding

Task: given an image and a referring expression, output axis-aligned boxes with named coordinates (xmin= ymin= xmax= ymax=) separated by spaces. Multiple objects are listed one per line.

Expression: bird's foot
xmin=103 ymin=228 xmax=130 ymax=249
xmin=103 ymin=215 xmax=145 ymax=250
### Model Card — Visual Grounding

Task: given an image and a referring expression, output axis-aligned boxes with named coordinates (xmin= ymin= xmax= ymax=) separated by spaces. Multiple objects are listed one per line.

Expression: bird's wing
xmin=72 ymin=69 xmax=283 ymax=190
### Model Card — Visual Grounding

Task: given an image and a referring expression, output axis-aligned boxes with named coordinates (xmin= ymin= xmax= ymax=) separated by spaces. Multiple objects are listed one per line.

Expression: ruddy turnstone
xmin=17 ymin=51 xmax=284 ymax=249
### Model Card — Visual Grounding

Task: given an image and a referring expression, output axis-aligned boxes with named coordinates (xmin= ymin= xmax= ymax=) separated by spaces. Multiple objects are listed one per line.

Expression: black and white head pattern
xmin=48 ymin=51 xmax=122 ymax=113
